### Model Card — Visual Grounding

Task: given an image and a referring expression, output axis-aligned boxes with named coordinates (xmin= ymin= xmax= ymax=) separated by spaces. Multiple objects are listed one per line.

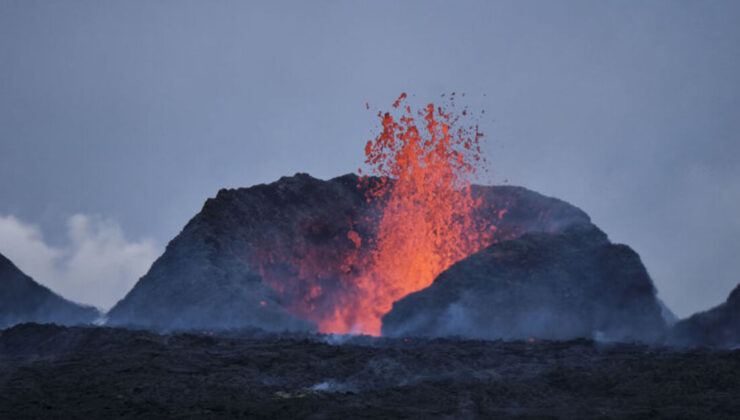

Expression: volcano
xmin=106 ymin=97 xmax=673 ymax=339
xmin=0 ymin=252 xmax=99 ymax=328
xmin=106 ymin=172 xmax=668 ymax=340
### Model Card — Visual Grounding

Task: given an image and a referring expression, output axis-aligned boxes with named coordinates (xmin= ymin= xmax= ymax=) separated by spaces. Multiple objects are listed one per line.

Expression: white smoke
xmin=0 ymin=214 xmax=159 ymax=310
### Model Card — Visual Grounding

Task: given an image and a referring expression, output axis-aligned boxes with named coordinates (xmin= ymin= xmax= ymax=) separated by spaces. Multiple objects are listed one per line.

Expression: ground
xmin=0 ymin=323 xmax=738 ymax=419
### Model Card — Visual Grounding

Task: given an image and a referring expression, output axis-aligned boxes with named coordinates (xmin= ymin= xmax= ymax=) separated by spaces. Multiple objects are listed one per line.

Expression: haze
xmin=1 ymin=0 xmax=738 ymax=317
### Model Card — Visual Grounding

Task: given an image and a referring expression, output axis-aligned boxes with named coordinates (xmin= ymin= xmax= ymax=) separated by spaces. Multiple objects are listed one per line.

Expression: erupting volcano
xmin=257 ymin=94 xmax=497 ymax=335
xmin=107 ymin=96 xmax=666 ymax=343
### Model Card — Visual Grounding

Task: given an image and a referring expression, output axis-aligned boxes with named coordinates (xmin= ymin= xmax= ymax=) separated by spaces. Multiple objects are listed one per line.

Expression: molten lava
xmin=258 ymin=94 xmax=496 ymax=335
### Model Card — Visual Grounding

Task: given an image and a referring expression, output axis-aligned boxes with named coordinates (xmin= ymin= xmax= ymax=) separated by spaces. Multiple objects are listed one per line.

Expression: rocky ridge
xmin=0 ymin=253 xmax=99 ymax=328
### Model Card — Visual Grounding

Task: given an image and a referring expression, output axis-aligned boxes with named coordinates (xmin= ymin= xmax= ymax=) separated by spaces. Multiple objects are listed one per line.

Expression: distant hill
xmin=0 ymin=252 xmax=99 ymax=328
xmin=669 ymin=283 xmax=739 ymax=348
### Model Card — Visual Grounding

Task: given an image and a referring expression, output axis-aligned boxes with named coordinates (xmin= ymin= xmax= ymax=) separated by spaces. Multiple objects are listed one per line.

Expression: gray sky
xmin=1 ymin=0 xmax=738 ymax=316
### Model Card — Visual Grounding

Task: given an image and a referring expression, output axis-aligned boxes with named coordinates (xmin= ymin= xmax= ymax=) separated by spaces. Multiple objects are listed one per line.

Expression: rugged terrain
xmin=0 ymin=323 xmax=738 ymax=419
xmin=3 ymin=173 xmax=735 ymax=349
xmin=670 ymin=283 xmax=740 ymax=348
xmin=106 ymin=173 xmax=669 ymax=343
xmin=0 ymin=253 xmax=99 ymax=329
xmin=383 ymin=223 xmax=666 ymax=342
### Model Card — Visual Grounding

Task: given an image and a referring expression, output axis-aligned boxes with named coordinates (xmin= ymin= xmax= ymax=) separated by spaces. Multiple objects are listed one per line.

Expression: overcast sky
xmin=1 ymin=0 xmax=738 ymax=316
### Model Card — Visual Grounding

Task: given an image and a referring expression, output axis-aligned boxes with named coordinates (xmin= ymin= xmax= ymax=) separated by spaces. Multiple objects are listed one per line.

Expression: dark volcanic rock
xmin=0 ymin=253 xmax=98 ymax=328
xmin=382 ymin=224 xmax=668 ymax=342
xmin=107 ymin=173 xmax=593 ymax=332
xmin=106 ymin=172 xmax=667 ymax=342
xmin=106 ymin=173 xmax=371 ymax=331
xmin=669 ymin=283 xmax=740 ymax=348
xmin=0 ymin=324 xmax=738 ymax=418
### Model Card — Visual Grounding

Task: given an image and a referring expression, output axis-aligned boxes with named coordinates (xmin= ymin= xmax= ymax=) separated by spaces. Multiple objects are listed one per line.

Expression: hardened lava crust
xmin=0 ymin=323 xmax=738 ymax=419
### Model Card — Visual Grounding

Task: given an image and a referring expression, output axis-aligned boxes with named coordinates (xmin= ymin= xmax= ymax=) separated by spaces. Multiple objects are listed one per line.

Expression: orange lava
xmin=345 ymin=94 xmax=490 ymax=335
xmin=258 ymin=94 xmax=495 ymax=335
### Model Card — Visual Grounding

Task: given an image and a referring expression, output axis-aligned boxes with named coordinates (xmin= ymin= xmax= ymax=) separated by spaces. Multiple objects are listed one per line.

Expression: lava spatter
xmin=258 ymin=94 xmax=496 ymax=335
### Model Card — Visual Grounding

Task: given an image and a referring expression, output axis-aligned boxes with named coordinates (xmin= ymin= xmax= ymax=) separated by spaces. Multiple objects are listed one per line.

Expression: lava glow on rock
xmin=258 ymin=94 xmax=497 ymax=335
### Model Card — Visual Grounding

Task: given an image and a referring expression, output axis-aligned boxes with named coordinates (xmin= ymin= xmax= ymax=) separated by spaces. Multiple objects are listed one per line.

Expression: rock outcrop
xmin=0 ymin=253 xmax=98 ymax=328
xmin=382 ymin=224 xmax=667 ymax=342
xmin=669 ymin=283 xmax=739 ymax=348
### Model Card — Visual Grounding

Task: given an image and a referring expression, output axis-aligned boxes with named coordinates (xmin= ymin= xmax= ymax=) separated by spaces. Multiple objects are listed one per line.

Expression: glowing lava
xmin=258 ymin=94 xmax=495 ymax=335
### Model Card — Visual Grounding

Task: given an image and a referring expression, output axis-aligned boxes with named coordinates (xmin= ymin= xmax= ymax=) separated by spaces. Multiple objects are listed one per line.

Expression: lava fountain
xmin=258 ymin=94 xmax=496 ymax=335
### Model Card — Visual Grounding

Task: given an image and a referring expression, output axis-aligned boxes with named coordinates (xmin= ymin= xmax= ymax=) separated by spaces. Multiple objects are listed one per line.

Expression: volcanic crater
xmin=105 ymin=172 xmax=665 ymax=343
xmin=105 ymin=96 xmax=674 ymax=339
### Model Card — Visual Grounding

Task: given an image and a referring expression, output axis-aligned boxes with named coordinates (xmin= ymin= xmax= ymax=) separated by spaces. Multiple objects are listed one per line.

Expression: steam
xmin=0 ymin=214 xmax=159 ymax=310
